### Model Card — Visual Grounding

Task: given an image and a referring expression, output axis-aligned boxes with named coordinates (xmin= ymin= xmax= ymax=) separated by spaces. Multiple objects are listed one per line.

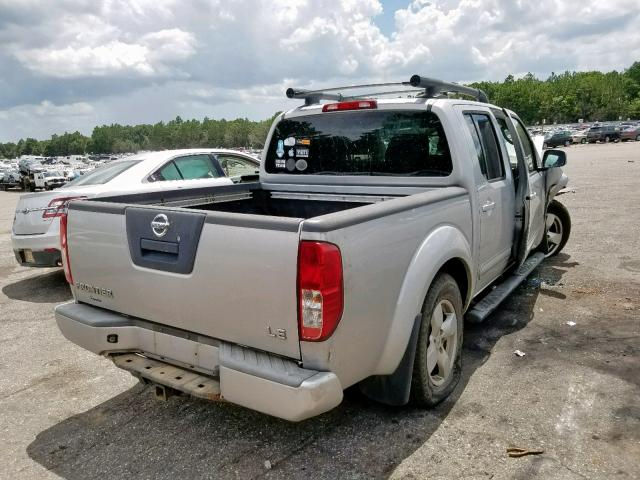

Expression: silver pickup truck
xmin=55 ymin=76 xmax=571 ymax=421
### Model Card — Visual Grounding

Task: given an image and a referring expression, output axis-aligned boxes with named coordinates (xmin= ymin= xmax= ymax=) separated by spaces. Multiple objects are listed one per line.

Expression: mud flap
xmin=358 ymin=314 xmax=421 ymax=406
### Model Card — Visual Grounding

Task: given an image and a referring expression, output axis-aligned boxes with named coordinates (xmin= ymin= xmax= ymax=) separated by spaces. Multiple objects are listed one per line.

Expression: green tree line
xmin=2 ymin=62 xmax=640 ymax=159
xmin=471 ymin=61 xmax=640 ymax=124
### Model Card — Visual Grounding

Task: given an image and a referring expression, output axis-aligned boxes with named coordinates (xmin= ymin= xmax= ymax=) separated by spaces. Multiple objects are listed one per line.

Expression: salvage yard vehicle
xmin=586 ymin=125 xmax=621 ymax=143
xmin=11 ymin=149 xmax=258 ymax=268
xmin=571 ymin=129 xmax=588 ymax=144
xmin=543 ymin=130 xmax=572 ymax=148
xmin=55 ymin=76 xmax=571 ymax=421
xmin=620 ymin=125 xmax=640 ymax=141
xmin=33 ymin=170 xmax=68 ymax=190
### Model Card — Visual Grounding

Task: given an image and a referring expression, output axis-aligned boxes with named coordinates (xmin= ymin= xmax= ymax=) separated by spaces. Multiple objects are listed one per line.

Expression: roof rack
xmin=286 ymin=75 xmax=488 ymax=105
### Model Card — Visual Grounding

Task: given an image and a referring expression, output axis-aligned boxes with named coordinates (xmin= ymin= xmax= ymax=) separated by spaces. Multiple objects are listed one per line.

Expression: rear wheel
xmin=546 ymin=200 xmax=571 ymax=257
xmin=411 ymin=273 xmax=463 ymax=407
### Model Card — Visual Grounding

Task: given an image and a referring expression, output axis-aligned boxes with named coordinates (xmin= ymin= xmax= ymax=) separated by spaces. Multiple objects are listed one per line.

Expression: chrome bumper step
xmin=112 ymin=353 xmax=221 ymax=401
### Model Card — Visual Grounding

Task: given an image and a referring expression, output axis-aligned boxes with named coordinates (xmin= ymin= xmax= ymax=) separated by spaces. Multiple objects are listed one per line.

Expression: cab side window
xmin=464 ymin=113 xmax=505 ymax=181
xmin=149 ymin=161 xmax=181 ymax=182
xmin=512 ymin=119 xmax=537 ymax=172
xmin=494 ymin=118 xmax=518 ymax=169
xmin=148 ymin=154 xmax=222 ymax=182
xmin=217 ymin=155 xmax=258 ymax=177
xmin=173 ymin=154 xmax=221 ymax=180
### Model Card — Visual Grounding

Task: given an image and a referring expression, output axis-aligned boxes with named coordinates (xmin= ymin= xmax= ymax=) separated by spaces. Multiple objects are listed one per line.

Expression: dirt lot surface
xmin=1 ymin=142 xmax=639 ymax=480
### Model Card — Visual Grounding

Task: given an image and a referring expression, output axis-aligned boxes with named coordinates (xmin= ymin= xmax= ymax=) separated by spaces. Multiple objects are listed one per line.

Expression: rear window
xmin=265 ymin=110 xmax=452 ymax=176
xmin=64 ymin=160 xmax=140 ymax=187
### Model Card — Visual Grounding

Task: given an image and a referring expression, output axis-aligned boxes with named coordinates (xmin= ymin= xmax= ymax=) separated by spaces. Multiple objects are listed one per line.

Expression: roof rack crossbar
xmin=344 ymin=89 xmax=426 ymax=100
xmin=286 ymin=75 xmax=488 ymax=106
xmin=408 ymin=75 xmax=488 ymax=103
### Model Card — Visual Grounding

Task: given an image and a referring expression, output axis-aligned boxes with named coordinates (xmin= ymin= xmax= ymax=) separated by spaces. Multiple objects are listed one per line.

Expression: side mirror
xmin=542 ymin=149 xmax=566 ymax=169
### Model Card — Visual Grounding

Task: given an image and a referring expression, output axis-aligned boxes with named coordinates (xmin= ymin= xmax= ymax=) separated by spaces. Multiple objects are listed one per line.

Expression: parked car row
xmin=541 ymin=123 xmax=640 ymax=148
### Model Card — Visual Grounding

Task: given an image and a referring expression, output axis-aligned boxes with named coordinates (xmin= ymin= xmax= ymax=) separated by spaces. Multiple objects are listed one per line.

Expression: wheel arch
xmin=372 ymin=225 xmax=473 ymax=376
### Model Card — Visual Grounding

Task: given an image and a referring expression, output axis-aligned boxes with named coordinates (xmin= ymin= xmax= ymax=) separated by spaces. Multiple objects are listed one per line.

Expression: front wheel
xmin=546 ymin=200 xmax=571 ymax=257
xmin=411 ymin=273 xmax=463 ymax=407
xmin=604 ymin=136 xmax=610 ymax=143
xmin=581 ymin=138 xmax=587 ymax=144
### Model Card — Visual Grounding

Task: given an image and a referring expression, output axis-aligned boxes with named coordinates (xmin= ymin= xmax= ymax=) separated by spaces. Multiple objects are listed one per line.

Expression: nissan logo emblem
xmin=151 ymin=214 xmax=170 ymax=237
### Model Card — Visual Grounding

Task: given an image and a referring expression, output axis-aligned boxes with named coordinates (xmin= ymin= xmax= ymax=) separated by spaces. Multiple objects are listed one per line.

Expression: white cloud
xmin=16 ymin=25 xmax=197 ymax=78
xmin=0 ymin=100 xmax=94 ymax=119
xmin=1 ymin=0 xmax=639 ymax=141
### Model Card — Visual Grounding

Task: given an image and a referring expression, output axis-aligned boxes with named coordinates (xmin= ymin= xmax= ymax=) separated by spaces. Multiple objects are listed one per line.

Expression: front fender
xmin=373 ymin=225 xmax=473 ymax=375
xmin=547 ymin=171 xmax=569 ymax=199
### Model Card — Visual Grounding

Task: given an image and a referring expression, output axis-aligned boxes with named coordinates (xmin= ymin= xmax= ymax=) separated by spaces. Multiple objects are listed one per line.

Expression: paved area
xmin=0 ymin=142 xmax=639 ymax=480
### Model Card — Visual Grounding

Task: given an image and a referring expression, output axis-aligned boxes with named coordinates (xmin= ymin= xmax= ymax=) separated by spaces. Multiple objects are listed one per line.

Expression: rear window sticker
xmin=295 ymin=148 xmax=309 ymax=158
xmin=286 ymin=158 xmax=296 ymax=171
xmin=275 ymin=159 xmax=286 ymax=168
xmin=297 ymin=138 xmax=311 ymax=146
xmin=295 ymin=159 xmax=308 ymax=171
xmin=276 ymin=140 xmax=284 ymax=158
xmin=288 ymin=148 xmax=295 ymax=157
xmin=284 ymin=137 xmax=296 ymax=147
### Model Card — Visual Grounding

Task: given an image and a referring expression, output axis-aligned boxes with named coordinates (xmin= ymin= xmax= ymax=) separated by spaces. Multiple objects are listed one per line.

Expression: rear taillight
xmin=297 ymin=241 xmax=343 ymax=341
xmin=60 ymin=213 xmax=73 ymax=284
xmin=43 ymin=196 xmax=85 ymax=219
xmin=322 ymin=100 xmax=377 ymax=112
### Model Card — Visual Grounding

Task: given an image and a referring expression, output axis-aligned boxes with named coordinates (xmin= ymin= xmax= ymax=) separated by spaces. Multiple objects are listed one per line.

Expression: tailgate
xmin=13 ymin=191 xmax=59 ymax=235
xmin=66 ymin=203 xmax=303 ymax=359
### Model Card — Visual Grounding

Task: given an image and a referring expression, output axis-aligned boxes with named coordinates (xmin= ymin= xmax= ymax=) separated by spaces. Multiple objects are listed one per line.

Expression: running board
xmin=466 ymin=252 xmax=545 ymax=323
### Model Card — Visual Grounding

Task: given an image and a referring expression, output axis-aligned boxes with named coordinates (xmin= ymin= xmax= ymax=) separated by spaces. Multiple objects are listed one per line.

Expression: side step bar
xmin=466 ymin=252 xmax=546 ymax=323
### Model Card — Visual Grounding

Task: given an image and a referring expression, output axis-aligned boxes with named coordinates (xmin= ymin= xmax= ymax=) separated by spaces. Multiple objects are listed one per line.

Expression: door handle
xmin=481 ymin=201 xmax=495 ymax=213
xmin=527 ymin=191 xmax=537 ymax=200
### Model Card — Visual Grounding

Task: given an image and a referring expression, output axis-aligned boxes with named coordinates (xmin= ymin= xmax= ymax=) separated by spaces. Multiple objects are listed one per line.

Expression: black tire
xmin=581 ymin=138 xmax=586 ymax=144
xmin=604 ymin=136 xmax=610 ymax=143
xmin=410 ymin=273 xmax=463 ymax=407
xmin=546 ymin=200 xmax=571 ymax=256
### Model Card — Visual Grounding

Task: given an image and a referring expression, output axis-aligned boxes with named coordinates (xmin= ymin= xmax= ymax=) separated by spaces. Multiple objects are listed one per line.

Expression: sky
xmin=1 ymin=0 xmax=639 ymax=142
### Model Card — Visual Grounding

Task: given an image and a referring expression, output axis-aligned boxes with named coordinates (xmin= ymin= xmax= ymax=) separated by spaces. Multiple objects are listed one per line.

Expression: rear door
xmin=67 ymin=203 xmax=303 ymax=359
xmin=461 ymin=110 xmax=515 ymax=288
xmin=510 ymin=114 xmax=545 ymax=255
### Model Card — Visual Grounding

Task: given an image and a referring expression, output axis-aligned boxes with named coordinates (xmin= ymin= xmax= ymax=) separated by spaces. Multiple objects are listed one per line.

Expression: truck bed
xmin=65 ymin=181 xmax=467 ymax=363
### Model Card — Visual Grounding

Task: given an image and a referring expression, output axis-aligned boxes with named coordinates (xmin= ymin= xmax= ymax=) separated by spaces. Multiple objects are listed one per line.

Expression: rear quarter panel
xmin=299 ymin=189 xmax=473 ymax=388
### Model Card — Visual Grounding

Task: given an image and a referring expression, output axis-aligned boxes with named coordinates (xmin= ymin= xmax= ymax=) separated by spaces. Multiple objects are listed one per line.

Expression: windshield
xmin=44 ymin=171 xmax=62 ymax=177
xmin=64 ymin=160 xmax=141 ymax=187
xmin=265 ymin=110 xmax=452 ymax=176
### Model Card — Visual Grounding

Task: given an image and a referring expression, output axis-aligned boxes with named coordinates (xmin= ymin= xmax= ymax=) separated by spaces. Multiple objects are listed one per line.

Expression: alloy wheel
xmin=427 ymin=299 xmax=458 ymax=386
xmin=546 ymin=213 xmax=563 ymax=257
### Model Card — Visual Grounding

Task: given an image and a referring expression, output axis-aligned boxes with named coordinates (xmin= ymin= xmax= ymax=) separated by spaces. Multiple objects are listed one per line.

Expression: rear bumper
xmin=13 ymin=248 xmax=61 ymax=267
xmin=11 ymin=225 xmax=61 ymax=267
xmin=54 ymin=302 xmax=343 ymax=422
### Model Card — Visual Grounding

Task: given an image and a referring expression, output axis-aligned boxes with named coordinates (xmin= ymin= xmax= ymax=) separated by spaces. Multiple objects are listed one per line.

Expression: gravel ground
xmin=0 ymin=142 xmax=639 ymax=480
